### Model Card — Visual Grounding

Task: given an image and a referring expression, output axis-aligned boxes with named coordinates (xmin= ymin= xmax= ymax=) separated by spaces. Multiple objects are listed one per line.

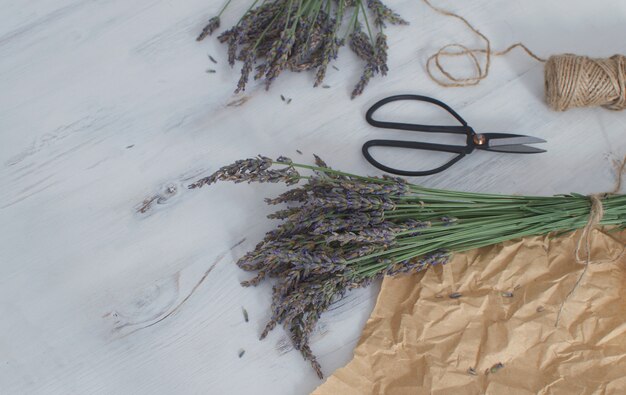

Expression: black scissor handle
xmin=362 ymin=139 xmax=469 ymax=177
xmin=365 ymin=94 xmax=470 ymax=134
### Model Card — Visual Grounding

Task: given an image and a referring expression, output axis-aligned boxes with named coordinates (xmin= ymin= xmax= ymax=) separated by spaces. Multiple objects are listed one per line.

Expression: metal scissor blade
xmin=484 ymin=144 xmax=547 ymax=154
xmin=487 ymin=136 xmax=546 ymax=147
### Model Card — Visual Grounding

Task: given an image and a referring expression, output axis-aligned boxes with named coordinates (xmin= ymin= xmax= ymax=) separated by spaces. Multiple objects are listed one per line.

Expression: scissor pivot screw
xmin=473 ymin=134 xmax=487 ymax=146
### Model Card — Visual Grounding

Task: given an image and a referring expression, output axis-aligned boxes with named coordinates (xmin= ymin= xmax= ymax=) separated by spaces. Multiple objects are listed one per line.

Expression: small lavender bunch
xmin=196 ymin=0 xmax=407 ymax=98
xmin=189 ymin=156 xmax=626 ymax=378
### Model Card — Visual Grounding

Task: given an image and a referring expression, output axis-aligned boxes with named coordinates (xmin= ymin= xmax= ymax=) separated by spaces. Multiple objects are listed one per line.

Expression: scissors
xmin=362 ymin=94 xmax=546 ymax=176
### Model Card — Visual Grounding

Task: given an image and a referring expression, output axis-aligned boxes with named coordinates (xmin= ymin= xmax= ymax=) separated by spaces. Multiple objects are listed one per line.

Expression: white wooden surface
xmin=1 ymin=1 xmax=625 ymax=393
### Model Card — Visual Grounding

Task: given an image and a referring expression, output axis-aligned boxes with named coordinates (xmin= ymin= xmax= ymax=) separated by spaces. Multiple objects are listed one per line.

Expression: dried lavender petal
xmin=489 ymin=362 xmax=504 ymax=374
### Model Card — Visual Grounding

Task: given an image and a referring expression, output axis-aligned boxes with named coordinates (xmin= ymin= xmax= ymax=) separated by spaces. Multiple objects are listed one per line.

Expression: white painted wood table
xmin=2 ymin=1 xmax=625 ymax=393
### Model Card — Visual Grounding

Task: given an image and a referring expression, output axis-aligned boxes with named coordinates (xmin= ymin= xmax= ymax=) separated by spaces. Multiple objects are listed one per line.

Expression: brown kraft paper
xmin=313 ymin=228 xmax=626 ymax=395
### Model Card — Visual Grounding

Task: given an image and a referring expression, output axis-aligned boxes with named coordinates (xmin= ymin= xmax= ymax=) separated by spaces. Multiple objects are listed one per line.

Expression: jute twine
xmin=554 ymin=155 xmax=626 ymax=326
xmin=546 ymin=54 xmax=626 ymax=111
xmin=422 ymin=0 xmax=626 ymax=111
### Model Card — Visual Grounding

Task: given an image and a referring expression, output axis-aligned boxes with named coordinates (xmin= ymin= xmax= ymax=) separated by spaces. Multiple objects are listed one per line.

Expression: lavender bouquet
xmin=189 ymin=156 xmax=626 ymax=378
xmin=196 ymin=0 xmax=407 ymax=98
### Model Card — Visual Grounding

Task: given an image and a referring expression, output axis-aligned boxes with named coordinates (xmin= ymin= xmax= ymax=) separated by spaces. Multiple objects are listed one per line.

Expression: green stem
xmin=343 ymin=6 xmax=360 ymax=40
xmin=217 ymin=0 xmax=234 ymax=17
xmin=263 ymin=160 xmax=625 ymax=280
xmin=252 ymin=9 xmax=285 ymax=50
xmin=358 ymin=0 xmax=375 ymax=44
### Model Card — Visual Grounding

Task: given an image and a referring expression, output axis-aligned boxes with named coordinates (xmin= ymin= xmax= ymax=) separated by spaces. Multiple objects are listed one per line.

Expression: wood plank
xmin=1 ymin=0 xmax=625 ymax=393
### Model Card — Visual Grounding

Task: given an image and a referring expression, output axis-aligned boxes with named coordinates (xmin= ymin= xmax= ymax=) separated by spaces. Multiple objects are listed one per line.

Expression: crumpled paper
xmin=313 ymin=228 xmax=626 ymax=395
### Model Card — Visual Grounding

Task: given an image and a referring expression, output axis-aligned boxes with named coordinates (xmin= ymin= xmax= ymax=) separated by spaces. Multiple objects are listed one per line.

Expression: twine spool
xmin=545 ymin=54 xmax=626 ymax=111
xmin=423 ymin=0 xmax=626 ymax=111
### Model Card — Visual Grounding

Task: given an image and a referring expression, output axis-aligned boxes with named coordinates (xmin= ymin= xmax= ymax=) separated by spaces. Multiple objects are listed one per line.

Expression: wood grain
xmin=1 ymin=1 xmax=625 ymax=393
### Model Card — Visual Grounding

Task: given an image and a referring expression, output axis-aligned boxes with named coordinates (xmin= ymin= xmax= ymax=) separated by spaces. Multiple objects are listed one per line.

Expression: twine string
xmin=554 ymin=156 xmax=626 ymax=327
xmin=422 ymin=0 xmax=546 ymax=88
xmin=422 ymin=0 xmax=626 ymax=111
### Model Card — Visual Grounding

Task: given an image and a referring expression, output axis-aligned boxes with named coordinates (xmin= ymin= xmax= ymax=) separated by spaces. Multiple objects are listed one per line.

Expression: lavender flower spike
xmin=197 ymin=17 xmax=220 ymax=41
xmin=188 ymin=156 xmax=300 ymax=189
